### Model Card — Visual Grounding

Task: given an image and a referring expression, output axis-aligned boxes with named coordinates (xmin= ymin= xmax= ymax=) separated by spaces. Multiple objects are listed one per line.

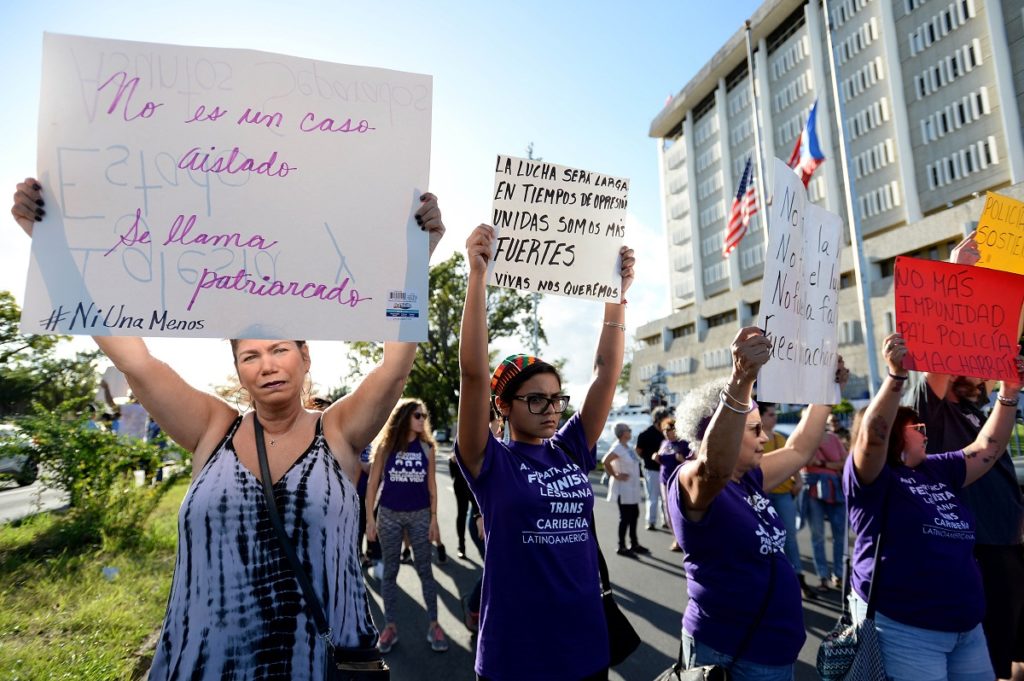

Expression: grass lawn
xmin=0 ymin=479 xmax=188 ymax=680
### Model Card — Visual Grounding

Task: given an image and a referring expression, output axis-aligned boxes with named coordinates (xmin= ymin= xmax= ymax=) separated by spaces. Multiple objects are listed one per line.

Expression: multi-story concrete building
xmin=632 ymin=0 xmax=1024 ymax=406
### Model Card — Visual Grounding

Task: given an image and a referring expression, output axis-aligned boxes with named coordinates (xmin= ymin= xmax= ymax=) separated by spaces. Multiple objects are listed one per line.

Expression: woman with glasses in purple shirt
xmin=365 ymin=398 xmax=448 ymax=654
xmin=668 ymin=327 xmax=847 ymax=681
xmin=844 ymin=333 xmax=1023 ymax=681
xmin=455 ymin=223 xmax=635 ymax=681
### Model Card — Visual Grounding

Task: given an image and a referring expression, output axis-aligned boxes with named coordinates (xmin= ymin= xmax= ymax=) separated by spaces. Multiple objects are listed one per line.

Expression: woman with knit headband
xmin=455 ymin=224 xmax=635 ymax=681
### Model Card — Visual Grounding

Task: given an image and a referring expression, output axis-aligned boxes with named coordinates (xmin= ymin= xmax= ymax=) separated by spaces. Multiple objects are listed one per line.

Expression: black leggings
xmin=454 ymin=486 xmax=472 ymax=549
xmin=618 ymin=499 xmax=639 ymax=548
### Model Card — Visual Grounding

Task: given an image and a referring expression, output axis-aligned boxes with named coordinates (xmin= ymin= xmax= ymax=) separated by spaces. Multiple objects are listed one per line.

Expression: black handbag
xmin=556 ymin=442 xmax=641 ymax=666
xmin=255 ymin=415 xmax=390 ymax=680
xmin=653 ymin=532 xmax=777 ymax=681
xmin=816 ymin=493 xmax=887 ymax=681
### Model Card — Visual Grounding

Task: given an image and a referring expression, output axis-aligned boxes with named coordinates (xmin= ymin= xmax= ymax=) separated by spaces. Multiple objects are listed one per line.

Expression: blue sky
xmin=0 ymin=0 xmax=762 ymax=401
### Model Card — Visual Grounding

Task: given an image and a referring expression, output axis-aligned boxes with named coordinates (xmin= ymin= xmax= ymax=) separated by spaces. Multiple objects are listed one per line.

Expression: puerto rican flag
xmin=787 ymin=99 xmax=826 ymax=187
xmin=723 ymin=157 xmax=758 ymax=258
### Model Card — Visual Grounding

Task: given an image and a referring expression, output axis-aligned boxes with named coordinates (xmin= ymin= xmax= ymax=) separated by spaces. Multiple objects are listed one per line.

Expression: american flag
xmin=723 ymin=157 xmax=758 ymax=257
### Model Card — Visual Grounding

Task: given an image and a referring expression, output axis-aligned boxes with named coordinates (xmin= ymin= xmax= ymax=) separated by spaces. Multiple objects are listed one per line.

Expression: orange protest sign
xmin=895 ymin=256 xmax=1024 ymax=381
xmin=976 ymin=192 xmax=1024 ymax=275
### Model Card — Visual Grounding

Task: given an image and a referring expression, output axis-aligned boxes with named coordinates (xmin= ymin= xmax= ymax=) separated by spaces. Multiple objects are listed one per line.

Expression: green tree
xmin=348 ymin=252 xmax=544 ymax=429
xmin=0 ymin=291 xmax=101 ymax=417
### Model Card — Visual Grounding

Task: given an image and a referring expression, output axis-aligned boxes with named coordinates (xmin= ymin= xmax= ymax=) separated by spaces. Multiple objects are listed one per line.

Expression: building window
xmin=706 ymin=310 xmax=738 ymax=328
xmin=671 ymin=323 xmax=696 ymax=339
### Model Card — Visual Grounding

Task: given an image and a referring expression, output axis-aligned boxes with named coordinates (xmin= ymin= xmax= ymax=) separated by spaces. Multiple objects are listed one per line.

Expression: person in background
xmin=365 ymin=399 xmax=448 ymax=654
xmin=357 ymin=444 xmax=373 ymax=568
xmin=657 ymin=418 xmax=690 ymax=552
xmin=911 ymin=230 xmax=1024 ymax=681
xmin=636 ymin=405 xmax=671 ymax=530
xmin=118 ymin=393 xmax=150 ymax=442
xmin=846 ymin=332 xmax=1023 ymax=681
xmin=761 ymin=402 xmax=814 ymax=600
xmin=802 ymin=413 xmax=848 ymax=591
xmin=603 ymin=423 xmax=649 ymax=557
xmin=449 ymin=406 xmax=494 ymax=561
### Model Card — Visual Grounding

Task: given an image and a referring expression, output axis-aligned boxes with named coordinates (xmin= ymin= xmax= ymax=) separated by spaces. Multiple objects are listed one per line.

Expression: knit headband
xmin=490 ymin=354 xmax=542 ymax=397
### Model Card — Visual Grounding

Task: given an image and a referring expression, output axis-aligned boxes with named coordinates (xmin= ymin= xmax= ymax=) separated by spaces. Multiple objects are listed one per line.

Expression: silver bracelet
xmin=997 ymin=394 xmax=1020 ymax=407
xmin=719 ymin=390 xmax=754 ymax=414
xmin=603 ymin=321 xmax=626 ymax=330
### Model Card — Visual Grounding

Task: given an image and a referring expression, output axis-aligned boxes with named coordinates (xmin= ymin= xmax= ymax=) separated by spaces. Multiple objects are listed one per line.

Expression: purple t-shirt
xmin=377 ymin=439 xmax=431 ymax=512
xmin=658 ymin=439 xmax=691 ymax=486
xmin=455 ymin=413 xmax=606 ymax=681
xmin=843 ymin=451 xmax=983 ymax=632
xmin=667 ymin=466 xmax=805 ymax=666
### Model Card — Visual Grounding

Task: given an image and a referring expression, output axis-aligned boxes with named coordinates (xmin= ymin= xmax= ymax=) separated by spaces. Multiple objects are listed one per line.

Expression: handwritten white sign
xmin=758 ymin=158 xmax=842 ymax=405
xmin=22 ymin=33 xmax=432 ymax=341
xmin=487 ymin=155 xmax=627 ymax=302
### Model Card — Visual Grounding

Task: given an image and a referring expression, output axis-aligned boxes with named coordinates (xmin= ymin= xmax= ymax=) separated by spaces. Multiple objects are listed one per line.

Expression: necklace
xmin=262 ymin=414 xmax=301 ymax=446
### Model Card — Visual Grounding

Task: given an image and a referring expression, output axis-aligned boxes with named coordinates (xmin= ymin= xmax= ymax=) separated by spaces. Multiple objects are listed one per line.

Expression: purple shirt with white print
xmin=377 ymin=439 xmax=430 ymax=512
xmin=455 ymin=413 xmax=607 ymax=681
xmin=843 ymin=451 xmax=983 ymax=632
xmin=668 ymin=466 xmax=805 ymax=665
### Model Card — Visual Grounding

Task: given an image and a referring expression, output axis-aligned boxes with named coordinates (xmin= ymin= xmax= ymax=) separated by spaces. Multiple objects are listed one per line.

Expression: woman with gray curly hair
xmin=668 ymin=327 xmax=847 ymax=681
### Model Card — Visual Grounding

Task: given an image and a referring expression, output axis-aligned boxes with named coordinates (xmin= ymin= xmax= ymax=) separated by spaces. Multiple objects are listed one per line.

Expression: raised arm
xmin=323 ymin=194 xmax=445 ymax=453
xmin=851 ymin=333 xmax=907 ymax=485
xmin=963 ymin=355 xmax=1023 ymax=485
xmin=579 ymin=246 xmax=635 ymax=449
xmin=760 ymin=357 xmax=849 ymax=490
xmin=12 ymin=177 xmax=233 ymax=460
xmin=677 ymin=327 xmax=769 ymax=518
xmin=456 ymin=225 xmax=496 ymax=479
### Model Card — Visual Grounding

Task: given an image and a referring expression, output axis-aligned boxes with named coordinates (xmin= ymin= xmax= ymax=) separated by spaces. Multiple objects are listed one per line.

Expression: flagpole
xmin=821 ymin=1 xmax=882 ymax=395
xmin=745 ymin=20 xmax=769 ymax=246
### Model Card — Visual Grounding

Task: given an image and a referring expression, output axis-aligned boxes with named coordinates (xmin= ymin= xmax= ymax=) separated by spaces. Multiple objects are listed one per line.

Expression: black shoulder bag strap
xmin=254 ymin=415 xmax=386 ymax=675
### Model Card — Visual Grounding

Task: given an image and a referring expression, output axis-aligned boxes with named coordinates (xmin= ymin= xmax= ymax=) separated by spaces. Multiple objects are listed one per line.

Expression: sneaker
xmin=436 ymin=544 xmax=447 ymax=564
xmin=427 ymin=623 xmax=449 ymax=652
xmin=645 ymin=524 xmax=656 ymax=531
xmin=457 ymin=547 xmax=467 ymax=559
xmin=377 ymin=625 xmax=398 ymax=654
xmin=616 ymin=546 xmax=637 ymax=558
xmin=460 ymin=594 xmax=479 ymax=632
xmin=401 ymin=548 xmax=413 ymax=564
xmin=661 ymin=522 xmax=670 ymax=529
xmin=669 ymin=541 xmax=683 ymax=552
xmin=631 ymin=544 xmax=650 ymax=554
xmin=830 ymin=574 xmax=842 ymax=590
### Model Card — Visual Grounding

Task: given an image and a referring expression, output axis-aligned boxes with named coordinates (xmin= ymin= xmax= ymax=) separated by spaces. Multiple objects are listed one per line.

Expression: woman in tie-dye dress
xmin=11 ymin=178 xmax=447 ymax=680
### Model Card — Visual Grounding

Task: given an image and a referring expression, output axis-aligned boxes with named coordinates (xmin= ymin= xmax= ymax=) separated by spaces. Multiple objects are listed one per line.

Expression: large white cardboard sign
xmin=22 ymin=33 xmax=432 ymax=341
xmin=487 ymin=155 xmax=627 ymax=302
xmin=757 ymin=158 xmax=843 ymax=405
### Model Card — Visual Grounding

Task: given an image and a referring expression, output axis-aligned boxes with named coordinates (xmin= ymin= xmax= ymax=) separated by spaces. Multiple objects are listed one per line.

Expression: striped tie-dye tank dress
xmin=149 ymin=416 xmax=377 ymax=680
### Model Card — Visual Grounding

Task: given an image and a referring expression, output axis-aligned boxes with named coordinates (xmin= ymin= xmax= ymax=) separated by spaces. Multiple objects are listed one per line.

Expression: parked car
xmin=0 ymin=423 xmax=38 ymax=487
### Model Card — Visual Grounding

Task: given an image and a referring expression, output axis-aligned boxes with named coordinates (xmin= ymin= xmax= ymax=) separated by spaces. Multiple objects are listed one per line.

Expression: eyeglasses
xmin=905 ymin=423 xmax=926 ymax=436
xmin=412 ymin=412 xmax=427 ymax=420
xmin=512 ymin=394 xmax=570 ymax=414
xmin=747 ymin=423 xmax=763 ymax=438
xmin=665 ymin=423 xmax=677 ymax=431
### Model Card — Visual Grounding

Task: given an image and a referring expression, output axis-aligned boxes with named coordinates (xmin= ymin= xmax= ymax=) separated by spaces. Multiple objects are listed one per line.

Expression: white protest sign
xmin=487 ymin=155 xmax=627 ymax=302
xmin=23 ymin=33 xmax=432 ymax=342
xmin=758 ymin=158 xmax=843 ymax=405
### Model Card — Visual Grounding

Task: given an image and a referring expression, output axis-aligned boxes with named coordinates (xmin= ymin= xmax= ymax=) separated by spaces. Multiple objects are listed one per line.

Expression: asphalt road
xmin=371 ymin=447 xmax=843 ymax=681
xmin=0 ymin=478 xmax=68 ymax=524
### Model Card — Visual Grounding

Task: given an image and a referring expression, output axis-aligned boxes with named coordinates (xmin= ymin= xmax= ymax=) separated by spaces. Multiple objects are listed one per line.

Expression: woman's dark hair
xmin=497 ymin=361 xmax=562 ymax=404
xmin=886 ymin=406 xmax=922 ymax=468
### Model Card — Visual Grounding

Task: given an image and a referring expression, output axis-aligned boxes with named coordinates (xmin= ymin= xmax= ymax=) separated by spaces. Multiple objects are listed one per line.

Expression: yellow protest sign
xmin=976 ymin=192 xmax=1024 ymax=275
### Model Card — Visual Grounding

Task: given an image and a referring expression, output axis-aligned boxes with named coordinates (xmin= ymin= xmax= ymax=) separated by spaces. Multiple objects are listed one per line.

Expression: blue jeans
xmin=849 ymin=592 xmax=994 ymax=681
xmin=768 ymin=492 xmax=801 ymax=574
xmin=805 ymin=497 xmax=845 ymax=579
xmin=644 ymin=468 xmax=662 ymax=526
xmin=681 ymin=632 xmax=793 ymax=681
